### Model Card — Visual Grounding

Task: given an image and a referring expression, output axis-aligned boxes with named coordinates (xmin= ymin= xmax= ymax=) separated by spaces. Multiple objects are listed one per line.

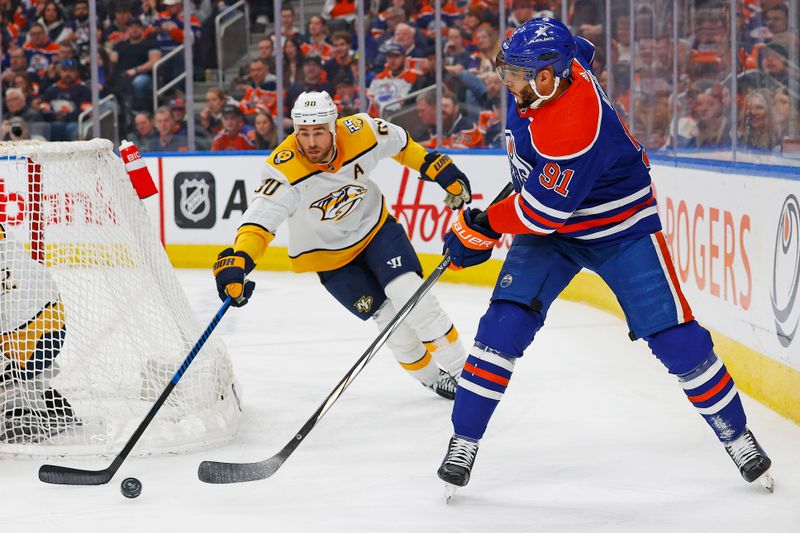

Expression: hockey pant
xmin=372 ymin=272 xmax=467 ymax=386
xmin=451 ymin=301 xmax=747 ymax=444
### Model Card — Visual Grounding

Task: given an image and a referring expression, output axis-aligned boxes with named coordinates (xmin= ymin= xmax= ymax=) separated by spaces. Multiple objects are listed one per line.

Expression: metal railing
xmin=153 ymin=44 xmax=186 ymax=112
xmin=216 ymin=0 xmax=250 ymax=87
xmin=78 ymin=94 xmax=119 ymax=145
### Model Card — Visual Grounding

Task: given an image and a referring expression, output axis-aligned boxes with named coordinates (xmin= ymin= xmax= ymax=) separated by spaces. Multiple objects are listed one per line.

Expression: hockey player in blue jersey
xmin=436 ymin=17 xmax=774 ymax=497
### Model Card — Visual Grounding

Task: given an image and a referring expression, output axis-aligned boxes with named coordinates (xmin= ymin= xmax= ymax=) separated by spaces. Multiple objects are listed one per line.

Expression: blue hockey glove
xmin=443 ymin=208 xmax=501 ymax=270
xmin=419 ymin=151 xmax=472 ymax=210
xmin=213 ymin=248 xmax=256 ymax=307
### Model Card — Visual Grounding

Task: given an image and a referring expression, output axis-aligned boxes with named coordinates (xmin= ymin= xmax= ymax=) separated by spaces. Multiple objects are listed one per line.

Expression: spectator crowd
xmin=1 ymin=0 xmax=798 ymax=155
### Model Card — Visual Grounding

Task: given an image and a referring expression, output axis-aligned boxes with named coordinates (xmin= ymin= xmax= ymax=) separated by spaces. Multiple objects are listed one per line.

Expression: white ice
xmin=4 ymin=270 xmax=800 ymax=532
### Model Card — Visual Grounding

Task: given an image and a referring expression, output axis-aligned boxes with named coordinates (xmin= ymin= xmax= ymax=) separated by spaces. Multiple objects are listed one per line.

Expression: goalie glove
xmin=213 ymin=248 xmax=256 ymax=307
xmin=443 ymin=208 xmax=501 ymax=270
xmin=419 ymin=151 xmax=472 ymax=210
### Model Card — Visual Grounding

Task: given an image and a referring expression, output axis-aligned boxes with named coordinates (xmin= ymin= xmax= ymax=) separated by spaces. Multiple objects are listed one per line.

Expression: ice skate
xmin=426 ymin=369 xmax=458 ymax=400
xmin=725 ymin=428 xmax=773 ymax=493
xmin=438 ymin=435 xmax=479 ymax=502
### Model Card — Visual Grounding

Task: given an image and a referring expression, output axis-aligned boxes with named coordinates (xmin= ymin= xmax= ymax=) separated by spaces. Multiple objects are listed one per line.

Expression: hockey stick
xmin=197 ymin=182 xmax=515 ymax=484
xmin=38 ymin=296 xmax=235 ymax=485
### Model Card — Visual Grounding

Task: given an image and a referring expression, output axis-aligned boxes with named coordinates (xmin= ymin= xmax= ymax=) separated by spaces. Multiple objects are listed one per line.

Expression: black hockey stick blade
xmin=38 ymin=465 xmax=113 ymax=485
xmin=38 ymin=297 xmax=233 ymax=485
xmin=197 ymin=183 xmax=515 ymax=484
xmin=198 ymin=455 xmax=283 ymax=484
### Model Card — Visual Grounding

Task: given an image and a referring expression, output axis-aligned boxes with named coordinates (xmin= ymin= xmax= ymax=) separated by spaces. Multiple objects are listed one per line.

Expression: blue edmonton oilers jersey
xmin=500 ymin=37 xmax=661 ymax=244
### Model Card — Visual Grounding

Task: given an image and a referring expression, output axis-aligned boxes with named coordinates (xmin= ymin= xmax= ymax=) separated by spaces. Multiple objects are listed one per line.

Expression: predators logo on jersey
xmin=310 ymin=184 xmax=368 ymax=221
xmin=273 ymin=150 xmax=295 ymax=165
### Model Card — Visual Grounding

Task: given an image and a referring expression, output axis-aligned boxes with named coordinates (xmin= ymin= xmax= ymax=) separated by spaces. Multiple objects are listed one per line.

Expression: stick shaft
xmin=39 ymin=297 xmax=233 ymax=485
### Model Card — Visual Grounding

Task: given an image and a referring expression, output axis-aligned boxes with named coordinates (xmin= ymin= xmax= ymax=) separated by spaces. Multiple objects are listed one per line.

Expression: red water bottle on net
xmin=120 ymin=139 xmax=158 ymax=199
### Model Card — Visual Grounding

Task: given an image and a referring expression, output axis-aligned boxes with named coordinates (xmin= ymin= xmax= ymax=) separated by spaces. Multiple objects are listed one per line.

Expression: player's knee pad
xmin=475 ymin=300 xmax=544 ymax=358
xmin=384 ymin=272 xmax=452 ymax=341
xmin=645 ymin=321 xmax=714 ymax=376
xmin=373 ymin=301 xmax=438 ymax=385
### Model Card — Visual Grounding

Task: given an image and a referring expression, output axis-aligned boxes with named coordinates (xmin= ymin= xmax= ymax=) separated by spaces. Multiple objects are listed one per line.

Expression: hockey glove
xmin=213 ymin=248 xmax=256 ymax=307
xmin=443 ymin=208 xmax=501 ymax=270
xmin=419 ymin=151 xmax=472 ymax=210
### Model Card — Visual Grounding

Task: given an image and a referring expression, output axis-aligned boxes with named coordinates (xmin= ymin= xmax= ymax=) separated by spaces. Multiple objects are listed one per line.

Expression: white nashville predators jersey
xmin=240 ymin=113 xmax=410 ymax=273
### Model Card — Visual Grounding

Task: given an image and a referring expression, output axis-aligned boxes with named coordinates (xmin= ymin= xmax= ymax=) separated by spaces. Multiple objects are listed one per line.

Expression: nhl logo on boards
xmin=174 ymin=172 xmax=216 ymax=228
xmin=771 ymin=194 xmax=800 ymax=347
xmin=500 ymin=274 xmax=513 ymax=288
xmin=354 ymin=295 xmax=374 ymax=314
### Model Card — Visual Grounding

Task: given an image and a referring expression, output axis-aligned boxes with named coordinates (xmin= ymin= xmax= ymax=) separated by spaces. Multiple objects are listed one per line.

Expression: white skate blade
xmin=757 ymin=470 xmax=774 ymax=493
xmin=444 ymin=483 xmax=458 ymax=504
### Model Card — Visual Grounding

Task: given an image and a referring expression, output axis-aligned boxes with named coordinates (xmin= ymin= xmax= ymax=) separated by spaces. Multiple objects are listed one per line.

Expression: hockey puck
xmin=120 ymin=477 xmax=142 ymax=499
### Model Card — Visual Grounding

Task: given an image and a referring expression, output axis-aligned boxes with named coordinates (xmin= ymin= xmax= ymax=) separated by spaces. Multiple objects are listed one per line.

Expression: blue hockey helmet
xmin=496 ymin=17 xmax=577 ymax=81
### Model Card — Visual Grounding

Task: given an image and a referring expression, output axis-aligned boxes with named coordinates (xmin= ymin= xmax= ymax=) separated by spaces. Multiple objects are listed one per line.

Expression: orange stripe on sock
xmin=464 ymin=362 xmax=509 ymax=386
xmin=400 ymin=351 xmax=432 ymax=371
xmin=688 ymin=372 xmax=731 ymax=403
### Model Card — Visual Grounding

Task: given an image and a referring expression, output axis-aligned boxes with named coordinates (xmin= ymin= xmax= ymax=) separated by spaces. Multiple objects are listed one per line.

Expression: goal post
xmin=0 ymin=139 xmax=241 ymax=457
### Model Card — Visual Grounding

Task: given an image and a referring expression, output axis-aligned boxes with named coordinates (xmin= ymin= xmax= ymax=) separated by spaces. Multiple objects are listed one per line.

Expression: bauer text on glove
xmin=443 ymin=208 xmax=501 ymax=269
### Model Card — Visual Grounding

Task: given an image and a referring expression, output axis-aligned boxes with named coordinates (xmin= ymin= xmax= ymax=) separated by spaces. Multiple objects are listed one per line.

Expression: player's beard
xmin=305 ymin=146 xmax=334 ymax=164
xmin=513 ymin=85 xmax=537 ymax=109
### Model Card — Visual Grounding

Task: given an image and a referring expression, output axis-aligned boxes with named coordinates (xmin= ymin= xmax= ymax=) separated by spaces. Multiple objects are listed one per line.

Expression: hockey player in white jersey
xmin=0 ymin=223 xmax=76 ymax=443
xmin=214 ymin=91 xmax=471 ymax=398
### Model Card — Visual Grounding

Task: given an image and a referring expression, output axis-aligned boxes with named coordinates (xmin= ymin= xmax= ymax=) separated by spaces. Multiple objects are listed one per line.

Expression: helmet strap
xmin=529 ymin=76 xmax=561 ymax=109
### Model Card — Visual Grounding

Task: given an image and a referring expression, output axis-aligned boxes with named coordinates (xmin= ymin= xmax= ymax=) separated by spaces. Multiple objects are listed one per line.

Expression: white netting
xmin=0 ymin=139 xmax=241 ymax=457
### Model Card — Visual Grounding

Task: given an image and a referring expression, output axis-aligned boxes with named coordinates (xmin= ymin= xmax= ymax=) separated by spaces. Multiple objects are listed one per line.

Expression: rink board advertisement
xmin=649 ymin=166 xmax=800 ymax=374
xmin=134 ymin=154 xmax=800 ymax=421
xmin=154 ymin=153 xmax=516 ymax=255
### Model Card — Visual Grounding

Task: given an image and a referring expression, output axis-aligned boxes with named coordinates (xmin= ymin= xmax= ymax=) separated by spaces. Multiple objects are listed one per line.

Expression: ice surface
xmin=4 ymin=270 xmax=799 ymax=532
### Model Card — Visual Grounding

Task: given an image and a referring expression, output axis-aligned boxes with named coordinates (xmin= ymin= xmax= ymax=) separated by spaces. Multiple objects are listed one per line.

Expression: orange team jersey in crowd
xmin=301 ymin=42 xmax=333 ymax=61
xmin=477 ymin=109 xmax=499 ymax=134
xmin=425 ymin=121 xmax=484 ymax=149
xmin=239 ymin=87 xmax=278 ymax=116
xmin=212 ymin=129 xmax=255 ymax=151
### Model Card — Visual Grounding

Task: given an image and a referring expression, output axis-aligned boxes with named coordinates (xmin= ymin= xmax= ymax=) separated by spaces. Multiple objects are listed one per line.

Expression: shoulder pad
xmin=267 ymin=136 xmax=320 ymax=184
xmin=338 ymin=114 xmax=371 ymax=135
xmin=527 ymin=60 xmax=602 ymax=160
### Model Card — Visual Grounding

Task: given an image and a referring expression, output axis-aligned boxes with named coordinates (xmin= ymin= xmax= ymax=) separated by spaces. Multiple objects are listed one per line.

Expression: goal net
xmin=0 ymin=139 xmax=241 ymax=457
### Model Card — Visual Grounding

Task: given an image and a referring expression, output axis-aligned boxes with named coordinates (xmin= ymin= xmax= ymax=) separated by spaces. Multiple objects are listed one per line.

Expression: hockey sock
xmin=373 ymin=301 xmax=439 ymax=386
xmin=452 ymin=343 xmax=516 ymax=440
xmin=424 ymin=325 xmax=467 ymax=376
xmin=677 ymin=351 xmax=747 ymax=443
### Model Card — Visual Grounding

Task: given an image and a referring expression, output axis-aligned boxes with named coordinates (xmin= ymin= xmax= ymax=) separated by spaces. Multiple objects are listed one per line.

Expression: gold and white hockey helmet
xmin=291 ymin=91 xmax=338 ymax=138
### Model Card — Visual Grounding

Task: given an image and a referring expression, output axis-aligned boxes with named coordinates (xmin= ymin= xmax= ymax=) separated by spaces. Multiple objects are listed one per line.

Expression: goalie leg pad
xmin=646 ymin=322 xmax=746 ymax=443
xmin=373 ymin=300 xmax=439 ymax=386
